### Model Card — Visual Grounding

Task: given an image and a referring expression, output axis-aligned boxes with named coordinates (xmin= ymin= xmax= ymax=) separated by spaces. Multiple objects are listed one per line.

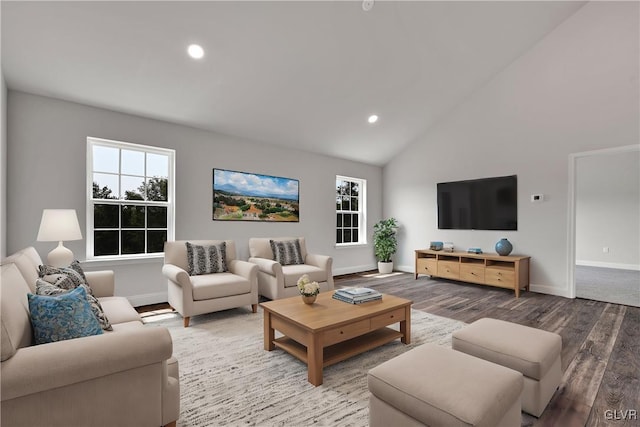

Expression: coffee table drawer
xmin=371 ymin=308 xmax=406 ymax=330
xmin=323 ymin=319 xmax=371 ymax=346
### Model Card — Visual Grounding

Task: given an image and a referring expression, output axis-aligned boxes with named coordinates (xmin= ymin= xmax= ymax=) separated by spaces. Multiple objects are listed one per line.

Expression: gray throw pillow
xmin=186 ymin=242 xmax=228 ymax=275
xmin=38 ymin=260 xmax=89 ymax=292
xmin=270 ymin=239 xmax=304 ymax=266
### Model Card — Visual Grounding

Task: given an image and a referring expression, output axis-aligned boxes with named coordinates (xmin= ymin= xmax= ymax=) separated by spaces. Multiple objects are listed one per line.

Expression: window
xmin=87 ymin=137 xmax=175 ymax=259
xmin=336 ymin=175 xmax=366 ymax=245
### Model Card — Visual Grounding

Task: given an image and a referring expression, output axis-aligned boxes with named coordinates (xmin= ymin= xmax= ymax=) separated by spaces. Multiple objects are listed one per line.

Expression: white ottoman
xmin=368 ymin=343 xmax=523 ymax=427
xmin=452 ymin=318 xmax=562 ymax=417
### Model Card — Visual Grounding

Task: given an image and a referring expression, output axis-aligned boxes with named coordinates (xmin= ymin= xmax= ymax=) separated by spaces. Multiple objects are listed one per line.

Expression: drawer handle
xmin=390 ymin=315 xmax=394 ymax=319
xmin=340 ymin=331 xmax=344 ymax=334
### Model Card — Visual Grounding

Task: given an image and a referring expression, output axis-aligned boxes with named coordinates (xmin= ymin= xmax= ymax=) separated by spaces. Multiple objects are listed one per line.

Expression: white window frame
xmin=336 ymin=175 xmax=367 ymax=246
xmin=86 ymin=137 xmax=175 ymax=260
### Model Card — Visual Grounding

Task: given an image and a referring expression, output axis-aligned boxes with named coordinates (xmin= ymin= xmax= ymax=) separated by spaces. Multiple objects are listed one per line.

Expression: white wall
xmin=6 ymin=91 xmax=382 ymax=305
xmin=1 ymin=72 xmax=7 ymax=259
xmin=383 ymin=2 xmax=639 ymax=297
xmin=576 ymin=149 xmax=640 ymax=270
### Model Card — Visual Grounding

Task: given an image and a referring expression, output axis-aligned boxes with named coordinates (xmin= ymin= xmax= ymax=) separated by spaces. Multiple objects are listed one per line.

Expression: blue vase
xmin=495 ymin=238 xmax=513 ymax=256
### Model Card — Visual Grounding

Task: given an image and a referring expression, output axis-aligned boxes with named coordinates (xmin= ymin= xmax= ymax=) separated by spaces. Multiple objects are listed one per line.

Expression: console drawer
xmin=437 ymin=260 xmax=460 ymax=279
xmin=323 ymin=319 xmax=371 ymax=346
xmin=371 ymin=308 xmax=406 ymax=330
xmin=485 ymin=268 xmax=515 ymax=288
xmin=460 ymin=264 xmax=485 ymax=284
xmin=416 ymin=258 xmax=437 ymax=276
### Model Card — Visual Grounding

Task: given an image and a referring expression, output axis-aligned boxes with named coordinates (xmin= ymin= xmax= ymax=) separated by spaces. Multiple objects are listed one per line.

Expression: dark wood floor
xmin=337 ymin=272 xmax=640 ymax=427
xmin=138 ymin=271 xmax=639 ymax=427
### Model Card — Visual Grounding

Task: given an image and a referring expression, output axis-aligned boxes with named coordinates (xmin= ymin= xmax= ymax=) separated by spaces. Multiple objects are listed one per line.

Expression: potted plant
xmin=373 ymin=218 xmax=398 ymax=274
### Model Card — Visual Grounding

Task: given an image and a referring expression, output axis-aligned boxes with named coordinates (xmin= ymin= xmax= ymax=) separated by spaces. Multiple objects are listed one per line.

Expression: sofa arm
xmin=162 ymin=264 xmax=192 ymax=289
xmin=228 ymin=259 xmax=258 ymax=281
xmin=305 ymin=253 xmax=332 ymax=271
xmin=1 ymin=327 xmax=173 ymax=401
xmin=85 ymin=270 xmax=115 ymax=298
xmin=248 ymin=257 xmax=282 ymax=277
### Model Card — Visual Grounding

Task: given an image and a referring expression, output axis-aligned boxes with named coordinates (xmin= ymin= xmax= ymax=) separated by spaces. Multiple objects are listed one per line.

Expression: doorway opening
xmin=568 ymin=145 xmax=640 ymax=307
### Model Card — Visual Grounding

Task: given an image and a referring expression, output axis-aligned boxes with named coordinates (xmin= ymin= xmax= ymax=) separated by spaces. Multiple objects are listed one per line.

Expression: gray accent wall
xmin=6 ymin=91 xmax=382 ymax=305
xmin=383 ymin=2 xmax=639 ymax=297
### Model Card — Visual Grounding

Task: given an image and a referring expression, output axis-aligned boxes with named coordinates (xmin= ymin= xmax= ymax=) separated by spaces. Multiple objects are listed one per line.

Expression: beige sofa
xmin=1 ymin=247 xmax=180 ymax=427
xmin=248 ymin=237 xmax=334 ymax=300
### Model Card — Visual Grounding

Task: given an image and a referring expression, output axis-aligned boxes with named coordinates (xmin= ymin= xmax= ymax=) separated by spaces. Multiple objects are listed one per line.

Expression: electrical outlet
xmin=603 ymin=247 xmax=609 ymax=253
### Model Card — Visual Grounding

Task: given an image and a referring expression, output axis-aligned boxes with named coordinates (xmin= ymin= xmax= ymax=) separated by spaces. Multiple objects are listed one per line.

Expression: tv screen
xmin=437 ymin=175 xmax=517 ymax=230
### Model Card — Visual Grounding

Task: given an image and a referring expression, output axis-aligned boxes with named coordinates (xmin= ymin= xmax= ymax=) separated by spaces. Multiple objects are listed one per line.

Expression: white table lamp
xmin=37 ymin=209 xmax=83 ymax=267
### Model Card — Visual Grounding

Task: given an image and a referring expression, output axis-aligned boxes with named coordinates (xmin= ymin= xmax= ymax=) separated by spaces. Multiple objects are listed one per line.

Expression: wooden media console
xmin=415 ymin=249 xmax=530 ymax=297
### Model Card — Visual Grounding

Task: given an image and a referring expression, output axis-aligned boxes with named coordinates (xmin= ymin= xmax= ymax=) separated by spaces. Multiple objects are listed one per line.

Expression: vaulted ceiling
xmin=1 ymin=1 xmax=586 ymax=165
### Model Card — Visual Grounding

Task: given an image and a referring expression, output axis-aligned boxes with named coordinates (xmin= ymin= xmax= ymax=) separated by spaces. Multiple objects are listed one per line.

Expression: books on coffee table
xmin=333 ymin=287 xmax=382 ymax=304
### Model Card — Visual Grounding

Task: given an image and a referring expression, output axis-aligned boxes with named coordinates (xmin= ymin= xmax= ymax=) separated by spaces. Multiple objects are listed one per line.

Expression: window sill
xmin=81 ymin=254 xmax=164 ymax=268
xmin=335 ymin=243 xmax=369 ymax=249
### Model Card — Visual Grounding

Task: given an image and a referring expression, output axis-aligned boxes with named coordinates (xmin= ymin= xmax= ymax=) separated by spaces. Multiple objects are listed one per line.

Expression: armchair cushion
xmin=282 ymin=264 xmax=327 ymax=287
xmin=28 ymin=286 xmax=103 ymax=345
xmin=191 ymin=272 xmax=252 ymax=300
xmin=270 ymin=239 xmax=304 ymax=265
xmin=186 ymin=241 xmax=228 ymax=275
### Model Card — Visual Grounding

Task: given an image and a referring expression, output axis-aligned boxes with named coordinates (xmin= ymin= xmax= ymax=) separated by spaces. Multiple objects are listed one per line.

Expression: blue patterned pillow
xmin=35 ymin=279 xmax=113 ymax=331
xmin=270 ymin=239 xmax=304 ymax=266
xmin=186 ymin=242 xmax=228 ymax=275
xmin=28 ymin=286 xmax=103 ymax=344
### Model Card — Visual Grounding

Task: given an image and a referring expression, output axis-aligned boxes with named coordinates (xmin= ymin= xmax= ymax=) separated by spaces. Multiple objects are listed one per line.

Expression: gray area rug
xmin=575 ymin=265 xmax=640 ymax=307
xmin=145 ymin=307 xmax=465 ymax=427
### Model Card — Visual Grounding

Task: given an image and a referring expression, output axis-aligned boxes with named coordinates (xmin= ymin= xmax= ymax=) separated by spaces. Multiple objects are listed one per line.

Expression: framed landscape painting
xmin=213 ymin=169 xmax=299 ymax=222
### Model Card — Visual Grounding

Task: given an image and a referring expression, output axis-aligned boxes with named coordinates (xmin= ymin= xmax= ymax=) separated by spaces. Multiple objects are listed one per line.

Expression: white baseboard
xmin=529 ymin=283 xmax=572 ymax=298
xmin=576 ymin=260 xmax=640 ymax=271
xmin=127 ymin=292 xmax=168 ymax=308
xmin=333 ymin=264 xmax=377 ymax=276
xmin=394 ymin=265 xmax=575 ymax=299
xmin=396 ymin=264 xmax=414 ymax=273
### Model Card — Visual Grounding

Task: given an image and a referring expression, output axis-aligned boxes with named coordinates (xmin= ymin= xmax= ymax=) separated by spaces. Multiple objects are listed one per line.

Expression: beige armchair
xmin=248 ymin=237 xmax=334 ymax=300
xmin=163 ymin=240 xmax=258 ymax=327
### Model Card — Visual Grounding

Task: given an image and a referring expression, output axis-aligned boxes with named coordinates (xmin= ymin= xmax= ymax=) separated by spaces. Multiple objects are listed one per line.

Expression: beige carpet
xmin=144 ymin=306 xmax=466 ymax=427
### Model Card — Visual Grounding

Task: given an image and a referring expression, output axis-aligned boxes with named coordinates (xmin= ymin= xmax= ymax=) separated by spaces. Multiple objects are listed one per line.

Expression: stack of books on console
xmin=333 ymin=287 xmax=382 ymax=304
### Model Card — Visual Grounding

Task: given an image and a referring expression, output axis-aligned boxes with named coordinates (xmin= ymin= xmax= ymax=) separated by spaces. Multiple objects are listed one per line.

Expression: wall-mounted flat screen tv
xmin=437 ymin=175 xmax=517 ymax=230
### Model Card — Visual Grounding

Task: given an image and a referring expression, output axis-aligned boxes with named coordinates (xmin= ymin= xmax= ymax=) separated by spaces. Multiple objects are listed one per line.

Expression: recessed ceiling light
xmin=368 ymin=114 xmax=379 ymax=124
xmin=187 ymin=44 xmax=204 ymax=59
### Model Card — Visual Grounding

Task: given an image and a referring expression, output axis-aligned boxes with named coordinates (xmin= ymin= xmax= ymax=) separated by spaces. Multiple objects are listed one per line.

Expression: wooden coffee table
xmin=261 ymin=291 xmax=412 ymax=386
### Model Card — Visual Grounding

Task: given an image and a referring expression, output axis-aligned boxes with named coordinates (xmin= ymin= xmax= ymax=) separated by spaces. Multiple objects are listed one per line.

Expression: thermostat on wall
xmin=531 ymin=194 xmax=544 ymax=202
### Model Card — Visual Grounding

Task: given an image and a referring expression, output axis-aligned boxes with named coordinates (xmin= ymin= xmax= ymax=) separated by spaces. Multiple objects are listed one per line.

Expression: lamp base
xmin=47 ymin=241 xmax=75 ymax=267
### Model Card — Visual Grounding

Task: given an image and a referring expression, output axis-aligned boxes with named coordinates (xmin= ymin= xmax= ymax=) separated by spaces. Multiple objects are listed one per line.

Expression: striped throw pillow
xmin=186 ymin=242 xmax=228 ymax=275
xmin=270 ymin=239 xmax=304 ymax=266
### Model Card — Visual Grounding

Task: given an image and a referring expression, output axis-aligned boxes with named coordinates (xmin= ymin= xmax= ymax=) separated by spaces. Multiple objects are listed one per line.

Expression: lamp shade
xmin=37 ymin=209 xmax=83 ymax=242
